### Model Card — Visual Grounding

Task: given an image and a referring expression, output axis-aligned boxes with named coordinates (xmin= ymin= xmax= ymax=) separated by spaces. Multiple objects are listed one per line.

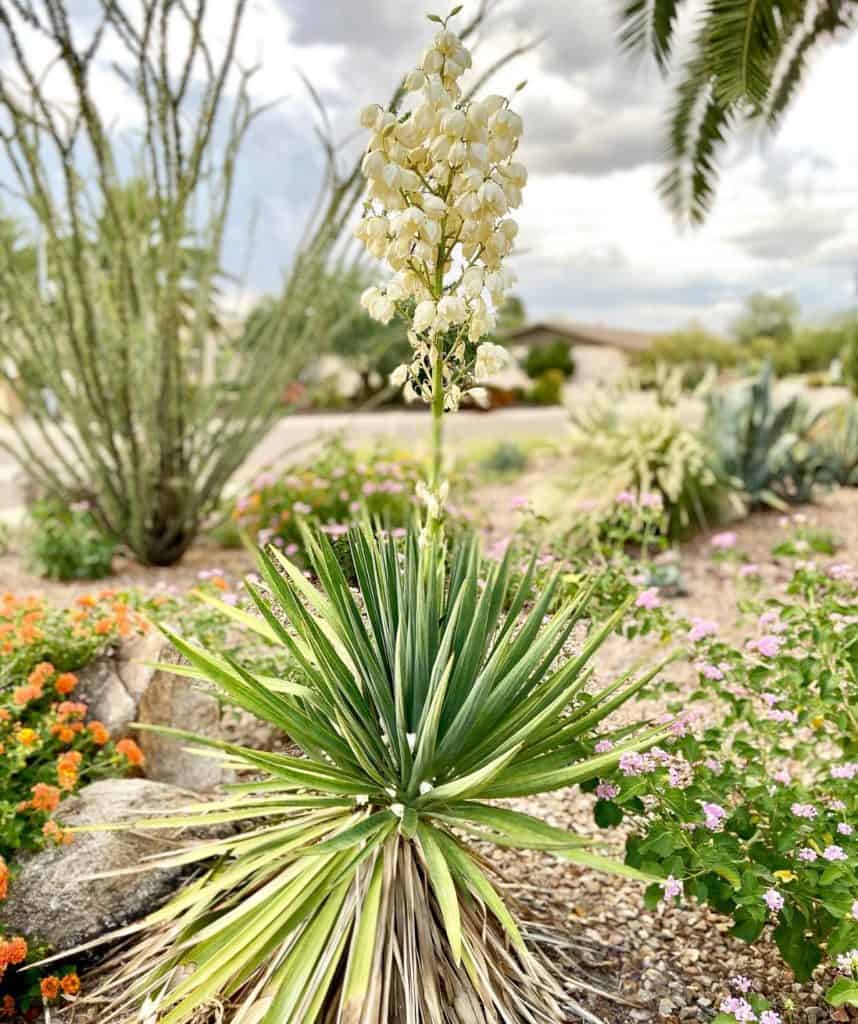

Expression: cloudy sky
xmin=5 ymin=1 xmax=858 ymax=333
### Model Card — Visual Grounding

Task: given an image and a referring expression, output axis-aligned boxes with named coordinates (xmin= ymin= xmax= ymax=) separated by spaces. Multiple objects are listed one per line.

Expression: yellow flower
xmin=773 ymin=870 xmax=798 ymax=883
xmin=17 ymin=728 xmax=38 ymax=747
xmin=810 ymin=715 xmax=825 ymax=730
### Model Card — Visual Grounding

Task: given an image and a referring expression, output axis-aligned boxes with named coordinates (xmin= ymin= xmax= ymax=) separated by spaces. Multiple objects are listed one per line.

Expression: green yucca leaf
xmin=63 ymin=523 xmax=665 ymax=1023
xmin=417 ymin=823 xmax=462 ymax=964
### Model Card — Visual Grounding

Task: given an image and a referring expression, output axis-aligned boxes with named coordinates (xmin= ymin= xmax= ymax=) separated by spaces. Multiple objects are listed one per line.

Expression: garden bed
xmin=3 ymin=485 xmax=858 ymax=1022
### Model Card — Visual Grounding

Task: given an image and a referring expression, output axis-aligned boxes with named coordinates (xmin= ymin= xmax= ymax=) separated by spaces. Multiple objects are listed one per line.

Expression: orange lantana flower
xmin=88 ymin=720 xmax=110 ymax=746
xmin=40 ymin=976 xmax=61 ymax=1000
xmin=116 ymin=738 xmax=145 ymax=766
xmin=54 ymin=672 xmax=78 ymax=695
xmin=61 ymin=973 xmax=81 ymax=996
xmin=30 ymin=783 xmax=61 ymax=813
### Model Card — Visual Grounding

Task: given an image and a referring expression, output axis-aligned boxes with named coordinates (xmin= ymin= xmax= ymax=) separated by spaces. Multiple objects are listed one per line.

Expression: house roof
xmin=500 ymin=320 xmax=653 ymax=352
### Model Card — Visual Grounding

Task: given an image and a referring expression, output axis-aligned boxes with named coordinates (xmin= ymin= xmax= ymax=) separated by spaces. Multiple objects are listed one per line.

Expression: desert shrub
xmin=845 ymin=334 xmax=858 ymax=394
xmin=630 ymin=326 xmax=738 ymax=388
xmin=523 ymin=341 xmax=575 ymax=379
xmin=745 ymin=335 xmax=800 ymax=376
xmin=23 ymin=499 xmax=116 ymax=581
xmin=811 ymin=401 xmax=858 ymax=486
xmin=528 ymin=368 xmax=565 ymax=405
xmin=569 ymin=399 xmax=736 ymax=538
xmin=477 ymin=441 xmax=530 ymax=478
xmin=0 ymin=5 xmax=379 ymax=567
xmin=705 ymin=365 xmax=836 ymax=508
xmin=67 ymin=525 xmax=669 ymax=1022
xmin=594 ymin=554 xmax=858 ymax=1007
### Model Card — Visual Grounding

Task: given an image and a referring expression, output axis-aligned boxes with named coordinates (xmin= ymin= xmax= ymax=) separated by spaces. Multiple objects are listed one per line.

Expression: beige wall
xmin=571 ymin=344 xmax=628 ymax=387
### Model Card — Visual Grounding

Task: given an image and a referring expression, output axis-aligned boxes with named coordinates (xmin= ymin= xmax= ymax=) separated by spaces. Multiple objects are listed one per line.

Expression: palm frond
xmin=765 ymin=0 xmax=858 ymax=126
xmin=617 ymin=0 xmax=684 ymax=69
xmin=659 ymin=49 xmax=736 ymax=225
xmin=702 ymin=0 xmax=781 ymax=104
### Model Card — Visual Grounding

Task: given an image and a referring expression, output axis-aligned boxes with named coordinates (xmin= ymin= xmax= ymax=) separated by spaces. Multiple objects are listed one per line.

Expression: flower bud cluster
xmin=354 ymin=13 xmax=526 ymax=409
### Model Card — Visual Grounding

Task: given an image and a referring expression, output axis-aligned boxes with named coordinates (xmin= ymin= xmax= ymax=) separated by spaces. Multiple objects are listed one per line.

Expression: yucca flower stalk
xmin=353 ymin=7 xmax=521 ymax=528
xmin=56 ymin=525 xmax=669 ymax=1023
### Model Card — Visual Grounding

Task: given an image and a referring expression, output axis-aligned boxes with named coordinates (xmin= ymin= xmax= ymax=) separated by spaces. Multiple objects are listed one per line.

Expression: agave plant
xmin=64 ymin=525 xmax=668 ymax=1023
xmin=704 ymin=363 xmax=835 ymax=508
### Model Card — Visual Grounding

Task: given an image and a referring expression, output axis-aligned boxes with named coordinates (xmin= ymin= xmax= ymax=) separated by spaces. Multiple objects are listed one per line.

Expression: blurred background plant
xmin=568 ymin=385 xmax=737 ymax=538
xmin=523 ymin=339 xmax=576 ymax=380
xmin=0 ymin=2 xmax=394 ymax=566
xmin=704 ymin=365 xmax=837 ymax=509
xmin=217 ymin=435 xmax=475 ymax=564
xmin=23 ymin=499 xmax=116 ymax=582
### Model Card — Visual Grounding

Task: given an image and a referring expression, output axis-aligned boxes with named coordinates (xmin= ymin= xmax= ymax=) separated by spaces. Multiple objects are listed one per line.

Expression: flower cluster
xmin=354 ymin=10 xmax=526 ymax=409
xmin=227 ymin=436 xmax=472 ymax=561
xmin=589 ymin=558 xmax=858 ymax=998
xmin=0 ymin=590 xmax=150 ymax=688
xmin=1 ymin=660 xmax=145 ymax=865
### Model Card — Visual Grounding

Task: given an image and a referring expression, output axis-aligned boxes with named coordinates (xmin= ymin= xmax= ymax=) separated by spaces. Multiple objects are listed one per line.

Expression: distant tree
xmin=731 ymin=292 xmax=800 ymax=345
xmin=617 ymin=0 xmax=858 ymax=223
xmin=496 ymin=293 xmax=526 ymax=333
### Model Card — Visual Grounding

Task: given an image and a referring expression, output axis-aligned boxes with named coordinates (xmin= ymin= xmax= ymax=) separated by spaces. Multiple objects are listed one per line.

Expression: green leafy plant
xmin=23 ymin=500 xmax=116 ymax=581
xmin=59 ymin=525 xmax=668 ymax=1023
xmin=225 ymin=436 xmax=474 ymax=564
xmin=477 ymin=440 xmax=530 ymax=478
xmin=704 ymin=364 xmax=834 ymax=508
xmin=523 ymin=341 xmax=575 ymax=379
xmin=527 ymin=368 xmax=565 ymax=406
xmin=594 ymin=560 xmax=858 ymax=1001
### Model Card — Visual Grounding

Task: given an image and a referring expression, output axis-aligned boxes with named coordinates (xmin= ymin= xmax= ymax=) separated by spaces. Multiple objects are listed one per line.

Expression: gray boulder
xmin=135 ymin=642 xmax=226 ymax=792
xmin=1 ymin=779 xmax=223 ymax=951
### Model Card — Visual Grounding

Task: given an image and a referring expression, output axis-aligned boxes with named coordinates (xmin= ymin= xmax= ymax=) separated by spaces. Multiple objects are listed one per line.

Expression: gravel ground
xmin=6 ymin=484 xmax=858 ymax=1022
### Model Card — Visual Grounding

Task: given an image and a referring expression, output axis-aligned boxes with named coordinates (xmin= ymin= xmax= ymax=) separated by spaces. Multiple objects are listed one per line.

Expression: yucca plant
xmin=568 ymin=395 xmax=735 ymax=537
xmin=58 ymin=524 xmax=668 ymax=1023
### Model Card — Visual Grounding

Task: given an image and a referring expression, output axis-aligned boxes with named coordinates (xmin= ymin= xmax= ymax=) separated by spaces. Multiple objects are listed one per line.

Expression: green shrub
xmin=568 ymin=400 xmax=736 ymax=538
xmin=523 ymin=340 xmax=575 ymax=379
xmin=23 ymin=500 xmax=116 ymax=581
xmin=528 ymin=368 xmax=565 ymax=405
xmin=630 ymin=326 xmax=738 ymax=388
xmin=746 ymin=335 xmax=801 ymax=376
xmin=77 ymin=524 xmax=665 ymax=1023
xmin=478 ymin=441 xmax=530 ymax=477
xmin=845 ymin=333 xmax=858 ymax=394
xmin=704 ymin=364 xmax=835 ymax=508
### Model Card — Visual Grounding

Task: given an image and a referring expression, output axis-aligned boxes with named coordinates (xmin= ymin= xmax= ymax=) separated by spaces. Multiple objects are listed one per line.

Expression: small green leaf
xmin=826 ymin=976 xmax=858 ymax=1007
xmin=594 ymin=800 xmax=624 ymax=828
